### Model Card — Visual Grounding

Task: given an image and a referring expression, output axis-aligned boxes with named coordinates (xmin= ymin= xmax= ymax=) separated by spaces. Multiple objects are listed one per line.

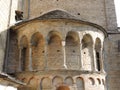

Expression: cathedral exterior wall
xmin=5 ymin=19 xmax=106 ymax=90
xmin=21 ymin=0 xmax=117 ymax=31
xmin=104 ymin=34 xmax=120 ymax=90
xmin=0 ymin=0 xmax=19 ymax=72
xmin=28 ymin=0 xmax=107 ymax=29
xmin=17 ymin=71 xmax=105 ymax=90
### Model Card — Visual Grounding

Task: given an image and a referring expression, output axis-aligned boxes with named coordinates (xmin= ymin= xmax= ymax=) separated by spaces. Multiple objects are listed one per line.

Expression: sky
xmin=114 ymin=0 xmax=120 ymax=27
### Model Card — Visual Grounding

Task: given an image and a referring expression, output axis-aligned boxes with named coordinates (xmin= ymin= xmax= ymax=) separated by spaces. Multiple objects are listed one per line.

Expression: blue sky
xmin=114 ymin=0 xmax=120 ymax=27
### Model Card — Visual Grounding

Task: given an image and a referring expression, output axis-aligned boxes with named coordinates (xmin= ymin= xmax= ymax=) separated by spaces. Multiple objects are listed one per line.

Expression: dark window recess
xmin=96 ymin=52 xmax=100 ymax=71
xmin=21 ymin=48 xmax=26 ymax=71
xmin=118 ymin=40 xmax=120 ymax=52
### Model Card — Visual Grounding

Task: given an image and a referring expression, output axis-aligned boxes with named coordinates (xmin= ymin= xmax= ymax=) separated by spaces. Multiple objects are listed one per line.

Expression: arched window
xmin=95 ymin=38 xmax=101 ymax=71
xmin=20 ymin=36 xmax=28 ymax=71
xmin=76 ymin=77 xmax=84 ymax=90
xmin=47 ymin=31 xmax=63 ymax=69
xmin=31 ymin=32 xmax=45 ymax=70
xmin=82 ymin=34 xmax=93 ymax=71
xmin=65 ymin=31 xmax=80 ymax=69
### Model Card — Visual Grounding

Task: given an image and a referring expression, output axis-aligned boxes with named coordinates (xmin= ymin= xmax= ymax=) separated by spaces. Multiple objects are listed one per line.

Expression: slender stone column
xmin=80 ymin=43 xmax=83 ymax=70
xmin=44 ymin=41 xmax=48 ymax=70
xmin=29 ymin=44 xmax=32 ymax=71
xmin=100 ymin=48 xmax=105 ymax=73
xmin=62 ymin=41 xmax=67 ymax=69
xmin=93 ymin=45 xmax=97 ymax=72
xmin=19 ymin=47 xmax=22 ymax=71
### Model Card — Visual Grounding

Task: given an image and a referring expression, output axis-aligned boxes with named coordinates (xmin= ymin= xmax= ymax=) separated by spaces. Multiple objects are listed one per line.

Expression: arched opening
xmin=97 ymin=78 xmax=101 ymax=85
xmin=81 ymin=34 xmax=93 ymax=71
xmin=47 ymin=31 xmax=63 ymax=69
xmin=76 ymin=77 xmax=84 ymax=90
xmin=65 ymin=76 xmax=74 ymax=86
xmin=65 ymin=31 xmax=80 ymax=69
xmin=31 ymin=32 xmax=45 ymax=70
xmin=40 ymin=78 xmax=52 ymax=90
xmin=89 ymin=77 xmax=95 ymax=85
xmin=52 ymin=76 xmax=63 ymax=86
xmin=20 ymin=36 xmax=28 ymax=71
xmin=102 ymin=79 xmax=105 ymax=85
xmin=95 ymin=38 xmax=101 ymax=71
xmin=56 ymin=86 xmax=70 ymax=90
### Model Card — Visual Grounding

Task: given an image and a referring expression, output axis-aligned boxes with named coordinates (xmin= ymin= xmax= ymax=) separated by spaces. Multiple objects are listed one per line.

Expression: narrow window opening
xmin=96 ymin=52 xmax=100 ymax=71
xmin=21 ymin=48 xmax=26 ymax=71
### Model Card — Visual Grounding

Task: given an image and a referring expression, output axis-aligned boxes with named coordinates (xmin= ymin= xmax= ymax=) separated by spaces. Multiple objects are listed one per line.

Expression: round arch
xmin=40 ymin=77 xmax=52 ymax=90
xmin=31 ymin=32 xmax=45 ymax=70
xmin=52 ymin=76 xmax=63 ymax=86
xmin=76 ymin=77 xmax=84 ymax=90
xmin=64 ymin=76 xmax=74 ymax=86
xmin=81 ymin=34 xmax=94 ymax=71
xmin=19 ymin=35 xmax=28 ymax=71
xmin=47 ymin=31 xmax=62 ymax=45
xmin=47 ymin=31 xmax=64 ymax=69
xmin=65 ymin=31 xmax=80 ymax=69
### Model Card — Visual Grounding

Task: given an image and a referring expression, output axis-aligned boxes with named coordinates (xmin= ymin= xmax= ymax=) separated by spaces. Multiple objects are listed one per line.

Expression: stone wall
xmin=104 ymin=33 xmax=120 ymax=90
xmin=0 ymin=0 xmax=19 ymax=72
xmin=28 ymin=0 xmax=106 ymax=29
xmin=0 ymin=0 xmax=11 ymax=72
xmin=105 ymin=0 xmax=117 ymax=30
xmin=16 ymin=71 xmax=105 ymax=90
xmin=21 ymin=0 xmax=117 ymax=31
xmin=6 ymin=19 xmax=105 ymax=73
